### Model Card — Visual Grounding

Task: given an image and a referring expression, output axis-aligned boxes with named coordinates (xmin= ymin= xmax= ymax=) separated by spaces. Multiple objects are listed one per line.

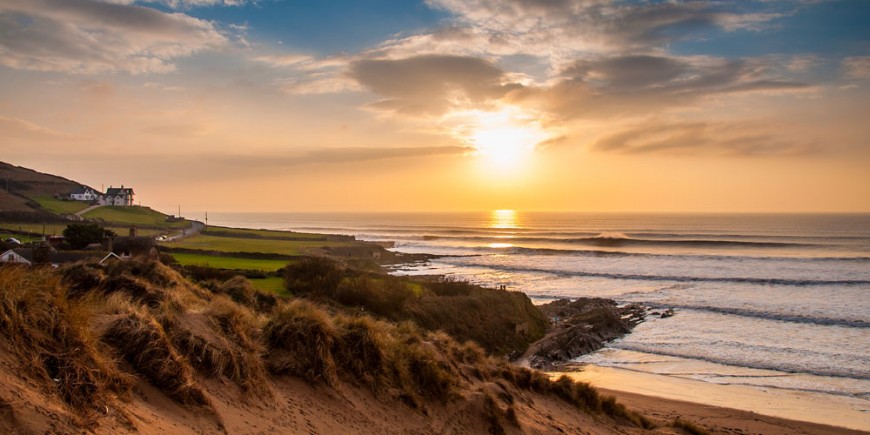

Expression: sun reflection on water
xmin=490 ymin=209 xmax=519 ymax=229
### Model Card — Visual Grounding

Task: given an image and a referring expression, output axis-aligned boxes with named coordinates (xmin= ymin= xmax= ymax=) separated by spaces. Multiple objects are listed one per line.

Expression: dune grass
xmin=0 ymin=260 xmax=663 ymax=431
xmin=83 ymin=206 xmax=190 ymax=229
xmin=169 ymin=252 xmax=289 ymax=272
xmin=31 ymin=195 xmax=91 ymax=215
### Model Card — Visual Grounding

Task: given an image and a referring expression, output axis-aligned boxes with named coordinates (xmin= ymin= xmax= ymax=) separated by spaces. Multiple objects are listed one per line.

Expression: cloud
xmin=842 ymin=56 xmax=870 ymax=80
xmin=593 ymin=120 xmax=817 ymax=156
xmin=511 ymin=54 xmax=811 ymax=121
xmin=0 ymin=115 xmax=80 ymax=142
xmin=0 ymin=0 xmax=227 ymax=74
xmin=253 ymin=54 xmax=313 ymax=68
xmin=425 ymin=0 xmax=783 ymax=56
xmin=349 ymin=55 xmax=522 ymax=115
xmin=103 ymin=0 xmax=248 ymax=9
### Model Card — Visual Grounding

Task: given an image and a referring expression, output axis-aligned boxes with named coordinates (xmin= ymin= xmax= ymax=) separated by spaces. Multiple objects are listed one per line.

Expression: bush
xmin=63 ymin=223 xmax=115 ymax=250
xmin=283 ymin=256 xmax=344 ymax=298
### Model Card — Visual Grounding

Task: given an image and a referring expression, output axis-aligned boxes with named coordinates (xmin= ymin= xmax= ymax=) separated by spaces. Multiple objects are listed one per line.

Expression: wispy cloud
xmin=594 ymin=120 xmax=817 ymax=156
xmin=0 ymin=0 xmax=228 ymax=74
xmin=842 ymin=56 xmax=870 ymax=80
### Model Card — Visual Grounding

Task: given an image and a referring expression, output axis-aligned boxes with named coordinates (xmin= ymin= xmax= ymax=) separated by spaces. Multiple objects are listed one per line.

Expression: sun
xmin=450 ymin=107 xmax=551 ymax=171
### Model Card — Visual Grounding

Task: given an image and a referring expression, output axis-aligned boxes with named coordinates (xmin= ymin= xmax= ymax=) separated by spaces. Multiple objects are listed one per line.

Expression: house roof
xmin=70 ymin=186 xmax=95 ymax=195
xmin=3 ymin=248 xmax=103 ymax=265
xmin=106 ymin=187 xmax=134 ymax=195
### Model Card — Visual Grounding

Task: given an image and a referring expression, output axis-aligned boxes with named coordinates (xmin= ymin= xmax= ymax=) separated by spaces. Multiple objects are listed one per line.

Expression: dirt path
xmin=74 ymin=204 xmax=103 ymax=216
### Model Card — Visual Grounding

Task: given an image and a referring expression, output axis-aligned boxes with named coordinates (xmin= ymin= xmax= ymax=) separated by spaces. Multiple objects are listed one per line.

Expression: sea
xmin=204 ymin=211 xmax=870 ymax=411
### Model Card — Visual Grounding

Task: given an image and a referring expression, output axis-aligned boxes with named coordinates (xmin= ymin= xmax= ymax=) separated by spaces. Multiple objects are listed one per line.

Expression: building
xmin=0 ymin=247 xmax=104 ymax=267
xmin=69 ymin=186 xmax=100 ymax=201
xmin=99 ymin=186 xmax=135 ymax=206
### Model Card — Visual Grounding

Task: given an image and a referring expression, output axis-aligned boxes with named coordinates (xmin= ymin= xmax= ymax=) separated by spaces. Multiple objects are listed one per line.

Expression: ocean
xmin=204 ymin=211 xmax=870 ymax=410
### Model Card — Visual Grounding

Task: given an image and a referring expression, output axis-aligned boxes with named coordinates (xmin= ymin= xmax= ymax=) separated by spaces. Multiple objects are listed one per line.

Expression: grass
xmin=249 ymin=277 xmax=287 ymax=295
xmin=164 ymin=234 xmax=358 ymax=256
xmin=205 ymin=226 xmax=329 ymax=240
xmin=31 ymin=195 xmax=91 ymax=215
xmin=169 ymin=252 xmax=289 ymax=272
xmin=0 ymin=259 xmax=668 ymax=431
xmin=83 ymin=206 xmax=190 ymax=229
xmin=0 ymin=223 xmax=164 ymax=238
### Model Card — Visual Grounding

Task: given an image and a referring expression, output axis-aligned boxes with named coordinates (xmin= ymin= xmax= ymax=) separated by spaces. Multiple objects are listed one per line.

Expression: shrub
xmin=63 ymin=223 xmax=115 ymax=250
xmin=282 ymin=256 xmax=343 ymax=298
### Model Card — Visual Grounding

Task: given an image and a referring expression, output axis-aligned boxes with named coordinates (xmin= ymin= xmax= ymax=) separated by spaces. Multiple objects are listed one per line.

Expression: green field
xmin=205 ymin=226 xmax=328 ymax=240
xmin=0 ymin=232 xmax=41 ymax=243
xmin=249 ymin=277 xmax=287 ymax=295
xmin=0 ymin=223 xmax=164 ymax=238
xmin=83 ymin=206 xmax=190 ymax=229
xmin=169 ymin=252 xmax=289 ymax=271
xmin=32 ymin=196 xmax=90 ymax=215
xmin=164 ymin=234 xmax=357 ymax=256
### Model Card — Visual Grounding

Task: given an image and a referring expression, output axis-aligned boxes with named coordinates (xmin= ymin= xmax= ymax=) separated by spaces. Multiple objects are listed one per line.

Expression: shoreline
xmin=162 ymin=219 xmax=870 ymax=432
xmin=555 ymin=364 xmax=870 ymax=432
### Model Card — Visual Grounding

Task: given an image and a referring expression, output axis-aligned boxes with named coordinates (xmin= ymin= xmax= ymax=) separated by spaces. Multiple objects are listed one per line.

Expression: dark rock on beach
xmin=519 ymin=298 xmax=647 ymax=370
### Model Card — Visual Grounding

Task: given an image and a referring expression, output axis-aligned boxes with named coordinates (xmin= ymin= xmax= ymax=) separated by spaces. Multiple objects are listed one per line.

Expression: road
xmin=163 ymin=220 xmax=205 ymax=242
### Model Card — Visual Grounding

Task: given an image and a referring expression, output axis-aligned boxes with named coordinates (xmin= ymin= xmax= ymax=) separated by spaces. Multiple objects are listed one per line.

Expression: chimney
xmin=33 ymin=244 xmax=51 ymax=264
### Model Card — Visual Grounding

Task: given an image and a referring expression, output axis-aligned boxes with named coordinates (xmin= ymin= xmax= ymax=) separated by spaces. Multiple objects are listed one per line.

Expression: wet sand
xmin=556 ymin=364 xmax=870 ymax=433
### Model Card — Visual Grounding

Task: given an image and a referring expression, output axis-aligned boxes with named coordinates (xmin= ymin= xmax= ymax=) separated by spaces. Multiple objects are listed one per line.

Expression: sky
xmin=1 ymin=0 xmax=869 ymax=214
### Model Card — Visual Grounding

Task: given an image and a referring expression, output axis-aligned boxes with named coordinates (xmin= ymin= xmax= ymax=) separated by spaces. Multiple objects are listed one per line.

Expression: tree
xmin=63 ymin=223 xmax=116 ymax=250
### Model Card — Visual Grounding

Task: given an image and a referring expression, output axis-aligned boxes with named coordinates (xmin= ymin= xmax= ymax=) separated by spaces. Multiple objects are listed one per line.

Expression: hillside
xmin=0 ymin=161 xmax=92 ymax=218
xmin=0 ymin=259 xmax=663 ymax=434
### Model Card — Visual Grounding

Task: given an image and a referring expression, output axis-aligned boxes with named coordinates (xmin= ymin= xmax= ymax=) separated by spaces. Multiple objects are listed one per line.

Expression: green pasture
xmin=204 ymin=226 xmax=327 ymax=240
xmin=83 ymin=206 xmax=190 ymax=229
xmin=163 ymin=234 xmax=356 ymax=256
xmin=169 ymin=252 xmax=289 ymax=271
xmin=249 ymin=277 xmax=287 ymax=295
xmin=0 ymin=223 xmax=164 ymax=238
xmin=32 ymin=196 xmax=90 ymax=215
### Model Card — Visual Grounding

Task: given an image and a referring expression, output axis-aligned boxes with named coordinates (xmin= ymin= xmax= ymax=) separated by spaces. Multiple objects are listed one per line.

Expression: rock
xmin=660 ymin=309 xmax=675 ymax=318
xmin=521 ymin=298 xmax=647 ymax=370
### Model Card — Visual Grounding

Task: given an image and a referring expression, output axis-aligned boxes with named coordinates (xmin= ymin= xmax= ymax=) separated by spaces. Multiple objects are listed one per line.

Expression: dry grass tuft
xmin=332 ymin=315 xmax=388 ymax=389
xmin=263 ymin=299 xmax=338 ymax=385
xmin=102 ymin=312 xmax=208 ymax=406
xmin=0 ymin=266 xmax=132 ymax=421
xmin=673 ymin=418 xmax=709 ymax=435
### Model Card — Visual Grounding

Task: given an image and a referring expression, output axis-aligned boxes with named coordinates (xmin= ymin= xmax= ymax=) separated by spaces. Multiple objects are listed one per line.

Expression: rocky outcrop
xmin=520 ymin=298 xmax=647 ymax=370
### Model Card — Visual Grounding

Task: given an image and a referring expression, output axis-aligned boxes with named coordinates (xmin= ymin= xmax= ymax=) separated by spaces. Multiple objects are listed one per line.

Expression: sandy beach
xmin=558 ymin=364 xmax=870 ymax=433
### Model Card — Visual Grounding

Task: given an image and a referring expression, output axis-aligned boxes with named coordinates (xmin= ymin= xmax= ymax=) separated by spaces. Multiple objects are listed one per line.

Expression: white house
xmin=1 ymin=248 xmax=32 ymax=265
xmin=70 ymin=186 xmax=100 ymax=201
xmin=0 ymin=248 xmax=105 ymax=267
xmin=99 ymin=186 xmax=135 ymax=206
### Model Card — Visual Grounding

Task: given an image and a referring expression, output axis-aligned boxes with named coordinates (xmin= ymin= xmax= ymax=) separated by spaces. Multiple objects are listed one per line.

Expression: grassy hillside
xmin=31 ymin=195 xmax=91 ymax=215
xmin=82 ymin=206 xmax=189 ymax=229
xmin=0 ymin=260 xmax=657 ymax=434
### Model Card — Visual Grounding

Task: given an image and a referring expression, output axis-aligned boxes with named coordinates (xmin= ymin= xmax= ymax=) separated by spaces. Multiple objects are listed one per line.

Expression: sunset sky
xmin=1 ymin=0 xmax=869 ymax=213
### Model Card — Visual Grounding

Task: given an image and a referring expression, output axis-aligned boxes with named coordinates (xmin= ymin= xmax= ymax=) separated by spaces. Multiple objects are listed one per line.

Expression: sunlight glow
xmin=450 ymin=107 xmax=551 ymax=171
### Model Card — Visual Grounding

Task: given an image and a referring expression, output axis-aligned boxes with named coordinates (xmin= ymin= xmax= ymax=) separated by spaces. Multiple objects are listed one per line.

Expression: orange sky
xmin=1 ymin=0 xmax=869 ymax=213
